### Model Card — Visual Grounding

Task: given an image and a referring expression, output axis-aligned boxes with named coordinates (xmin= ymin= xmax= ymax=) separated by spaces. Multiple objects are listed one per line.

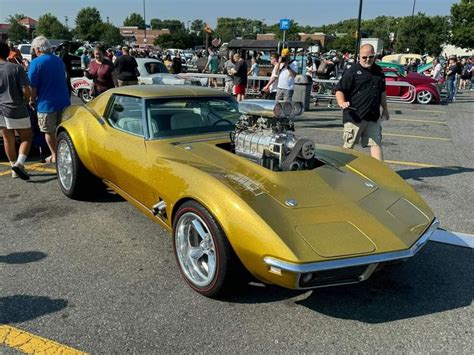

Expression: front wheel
xmin=416 ymin=90 xmax=433 ymax=104
xmin=173 ymin=201 xmax=237 ymax=297
xmin=56 ymin=131 xmax=103 ymax=200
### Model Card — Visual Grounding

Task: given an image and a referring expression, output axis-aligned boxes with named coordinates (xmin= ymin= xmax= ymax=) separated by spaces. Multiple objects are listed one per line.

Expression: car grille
xmin=299 ymin=264 xmax=370 ymax=288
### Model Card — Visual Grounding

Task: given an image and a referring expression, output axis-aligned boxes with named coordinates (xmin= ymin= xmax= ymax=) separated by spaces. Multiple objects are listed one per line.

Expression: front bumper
xmin=263 ymin=218 xmax=439 ymax=289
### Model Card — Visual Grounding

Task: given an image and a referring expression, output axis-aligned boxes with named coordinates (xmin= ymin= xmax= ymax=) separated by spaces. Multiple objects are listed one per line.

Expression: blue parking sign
xmin=279 ymin=19 xmax=290 ymax=31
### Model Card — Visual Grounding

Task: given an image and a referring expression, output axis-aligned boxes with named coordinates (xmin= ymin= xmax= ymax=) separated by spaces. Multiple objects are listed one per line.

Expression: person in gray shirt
xmin=0 ymin=41 xmax=33 ymax=180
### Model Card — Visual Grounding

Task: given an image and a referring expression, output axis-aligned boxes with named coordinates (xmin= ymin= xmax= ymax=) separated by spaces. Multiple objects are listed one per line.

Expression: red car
xmin=383 ymin=68 xmax=441 ymax=104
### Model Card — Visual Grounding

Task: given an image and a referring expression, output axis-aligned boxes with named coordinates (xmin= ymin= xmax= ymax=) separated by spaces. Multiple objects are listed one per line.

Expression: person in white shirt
xmin=276 ymin=50 xmax=298 ymax=101
xmin=262 ymin=53 xmax=280 ymax=99
xmin=431 ymin=58 xmax=443 ymax=81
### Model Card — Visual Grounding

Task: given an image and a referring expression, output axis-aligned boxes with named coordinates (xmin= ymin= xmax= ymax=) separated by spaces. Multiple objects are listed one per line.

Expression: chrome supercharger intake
xmin=231 ymin=100 xmax=320 ymax=171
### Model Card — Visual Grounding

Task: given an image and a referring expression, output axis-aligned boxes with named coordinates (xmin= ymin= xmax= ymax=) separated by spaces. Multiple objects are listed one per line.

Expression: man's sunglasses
xmin=360 ymin=55 xmax=375 ymax=60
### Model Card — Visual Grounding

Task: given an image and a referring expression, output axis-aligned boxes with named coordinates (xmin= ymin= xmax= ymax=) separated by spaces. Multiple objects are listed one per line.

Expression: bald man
xmin=335 ymin=44 xmax=389 ymax=161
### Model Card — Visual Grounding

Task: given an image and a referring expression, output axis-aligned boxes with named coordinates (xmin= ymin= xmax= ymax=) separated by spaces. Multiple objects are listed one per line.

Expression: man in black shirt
xmin=114 ymin=46 xmax=139 ymax=86
xmin=335 ymin=44 xmax=389 ymax=161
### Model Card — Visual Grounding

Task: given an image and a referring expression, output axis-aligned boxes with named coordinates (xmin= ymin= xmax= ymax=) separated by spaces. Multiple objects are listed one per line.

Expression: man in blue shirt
xmin=28 ymin=36 xmax=70 ymax=163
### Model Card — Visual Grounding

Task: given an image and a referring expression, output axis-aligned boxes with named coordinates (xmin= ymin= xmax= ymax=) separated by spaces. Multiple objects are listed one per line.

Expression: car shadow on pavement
xmin=295 ymin=242 xmax=473 ymax=323
xmin=0 ymin=295 xmax=68 ymax=324
xmin=397 ymin=166 xmax=474 ymax=182
xmin=0 ymin=251 xmax=47 ymax=264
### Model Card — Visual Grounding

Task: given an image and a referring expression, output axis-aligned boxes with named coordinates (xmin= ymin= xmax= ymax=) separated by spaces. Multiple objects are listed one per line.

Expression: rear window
xmin=144 ymin=61 xmax=168 ymax=74
xmin=20 ymin=45 xmax=31 ymax=55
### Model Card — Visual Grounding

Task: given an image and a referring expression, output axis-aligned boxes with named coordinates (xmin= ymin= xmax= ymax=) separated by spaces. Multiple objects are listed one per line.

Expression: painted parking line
xmin=384 ymin=160 xmax=441 ymax=168
xmin=430 ymin=229 xmax=474 ymax=248
xmin=0 ymin=325 xmax=86 ymax=354
xmin=390 ymin=118 xmax=447 ymax=125
xmin=307 ymin=127 xmax=451 ymax=141
xmin=0 ymin=162 xmax=56 ymax=176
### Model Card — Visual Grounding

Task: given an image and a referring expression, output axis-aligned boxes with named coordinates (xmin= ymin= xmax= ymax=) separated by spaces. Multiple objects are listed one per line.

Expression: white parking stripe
xmin=430 ymin=229 xmax=474 ymax=248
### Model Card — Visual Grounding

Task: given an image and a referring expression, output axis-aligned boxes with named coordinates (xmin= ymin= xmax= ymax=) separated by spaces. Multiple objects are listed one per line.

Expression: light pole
xmin=64 ymin=16 xmax=68 ymax=30
xmin=409 ymin=0 xmax=417 ymax=53
xmin=143 ymin=0 xmax=147 ymax=44
xmin=354 ymin=0 xmax=363 ymax=58
xmin=187 ymin=21 xmax=191 ymax=32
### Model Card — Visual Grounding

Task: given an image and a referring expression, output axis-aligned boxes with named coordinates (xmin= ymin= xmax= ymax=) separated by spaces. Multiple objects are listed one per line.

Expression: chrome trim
xmin=358 ymin=263 xmax=379 ymax=281
xmin=264 ymin=218 xmax=439 ymax=274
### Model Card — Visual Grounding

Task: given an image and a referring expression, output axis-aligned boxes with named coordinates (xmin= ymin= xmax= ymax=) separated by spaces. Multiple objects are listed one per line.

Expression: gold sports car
xmin=56 ymin=85 xmax=438 ymax=297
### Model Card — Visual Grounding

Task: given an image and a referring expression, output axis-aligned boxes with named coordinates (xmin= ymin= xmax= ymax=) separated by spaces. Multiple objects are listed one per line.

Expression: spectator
xmin=276 ymin=48 xmax=298 ymax=101
xmin=335 ymin=43 xmax=389 ymax=161
xmin=229 ymin=53 xmax=247 ymax=101
xmin=6 ymin=41 xmax=22 ymax=65
xmin=247 ymin=56 xmax=259 ymax=77
xmin=84 ymin=46 xmax=115 ymax=97
xmin=203 ymin=48 xmax=219 ymax=88
xmin=171 ymin=52 xmax=183 ymax=74
xmin=223 ymin=53 xmax=236 ymax=95
xmin=445 ymin=57 xmax=458 ymax=102
xmin=0 ymin=41 xmax=33 ymax=180
xmin=80 ymin=49 xmax=90 ymax=70
xmin=459 ymin=58 xmax=471 ymax=91
xmin=431 ymin=58 xmax=443 ymax=82
xmin=305 ymin=57 xmax=317 ymax=78
xmin=114 ymin=46 xmax=139 ymax=86
xmin=28 ymin=36 xmax=70 ymax=164
xmin=262 ymin=53 xmax=280 ymax=99
xmin=163 ymin=54 xmax=173 ymax=72
xmin=59 ymin=41 xmax=73 ymax=95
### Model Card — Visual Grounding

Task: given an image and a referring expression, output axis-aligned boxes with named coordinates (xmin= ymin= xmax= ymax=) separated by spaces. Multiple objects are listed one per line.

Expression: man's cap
xmin=281 ymin=48 xmax=290 ymax=56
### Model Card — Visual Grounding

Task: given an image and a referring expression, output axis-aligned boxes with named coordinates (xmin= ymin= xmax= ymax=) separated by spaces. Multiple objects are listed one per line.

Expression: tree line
xmin=6 ymin=0 xmax=473 ymax=54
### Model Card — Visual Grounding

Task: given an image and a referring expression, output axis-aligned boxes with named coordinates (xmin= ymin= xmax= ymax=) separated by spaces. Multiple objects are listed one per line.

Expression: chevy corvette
xmin=56 ymin=85 xmax=438 ymax=297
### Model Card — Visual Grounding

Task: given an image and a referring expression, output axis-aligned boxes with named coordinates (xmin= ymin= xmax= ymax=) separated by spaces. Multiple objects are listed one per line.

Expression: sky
xmin=1 ymin=0 xmax=458 ymax=28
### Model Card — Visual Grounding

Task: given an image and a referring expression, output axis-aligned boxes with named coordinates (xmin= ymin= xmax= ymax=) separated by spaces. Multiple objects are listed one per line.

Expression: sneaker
xmin=12 ymin=163 xmax=30 ymax=181
xmin=12 ymin=170 xmax=18 ymax=178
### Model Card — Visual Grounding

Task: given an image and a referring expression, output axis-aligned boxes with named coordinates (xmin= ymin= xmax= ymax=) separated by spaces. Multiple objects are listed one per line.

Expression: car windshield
xmin=146 ymin=97 xmax=240 ymax=139
xmin=145 ymin=61 xmax=168 ymax=74
xmin=20 ymin=45 xmax=31 ymax=55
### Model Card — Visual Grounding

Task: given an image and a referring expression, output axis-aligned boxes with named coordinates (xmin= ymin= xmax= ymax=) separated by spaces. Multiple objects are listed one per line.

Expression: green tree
xmin=123 ymin=13 xmax=145 ymax=29
xmin=36 ymin=13 xmax=71 ymax=40
xmin=215 ymin=17 xmax=265 ymax=42
xmin=100 ymin=23 xmax=123 ymax=47
xmin=190 ymin=19 xmax=204 ymax=34
xmin=7 ymin=16 xmax=29 ymax=42
xmin=75 ymin=7 xmax=103 ymax=41
xmin=450 ymin=0 xmax=474 ymax=49
xmin=326 ymin=35 xmax=356 ymax=53
xmin=395 ymin=13 xmax=450 ymax=55
xmin=153 ymin=32 xmax=200 ymax=49
xmin=150 ymin=19 xmax=185 ymax=33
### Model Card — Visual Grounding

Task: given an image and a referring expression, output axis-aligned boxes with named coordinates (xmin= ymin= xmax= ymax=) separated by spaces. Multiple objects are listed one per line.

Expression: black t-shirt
xmin=335 ymin=63 xmax=386 ymax=123
xmin=114 ymin=55 xmax=139 ymax=81
xmin=233 ymin=59 xmax=248 ymax=85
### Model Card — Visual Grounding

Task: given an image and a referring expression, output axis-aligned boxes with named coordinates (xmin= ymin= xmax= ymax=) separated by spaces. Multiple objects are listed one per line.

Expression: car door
xmin=99 ymin=95 xmax=154 ymax=203
xmin=384 ymin=71 xmax=401 ymax=96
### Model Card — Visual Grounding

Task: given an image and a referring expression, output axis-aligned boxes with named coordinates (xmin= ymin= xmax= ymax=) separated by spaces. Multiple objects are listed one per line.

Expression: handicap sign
xmin=279 ymin=19 xmax=291 ymax=31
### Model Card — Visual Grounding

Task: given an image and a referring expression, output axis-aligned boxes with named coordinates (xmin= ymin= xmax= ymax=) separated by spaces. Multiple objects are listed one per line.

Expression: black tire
xmin=56 ymin=131 xmax=103 ymax=200
xmin=173 ymin=200 xmax=242 ymax=298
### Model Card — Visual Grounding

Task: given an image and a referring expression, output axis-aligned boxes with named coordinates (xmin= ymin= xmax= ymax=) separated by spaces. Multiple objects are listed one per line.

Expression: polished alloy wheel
xmin=175 ymin=212 xmax=217 ymax=287
xmin=57 ymin=140 xmax=73 ymax=191
xmin=417 ymin=90 xmax=433 ymax=104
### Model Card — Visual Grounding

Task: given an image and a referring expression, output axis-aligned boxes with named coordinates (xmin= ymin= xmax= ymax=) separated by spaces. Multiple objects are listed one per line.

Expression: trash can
xmin=293 ymin=75 xmax=312 ymax=111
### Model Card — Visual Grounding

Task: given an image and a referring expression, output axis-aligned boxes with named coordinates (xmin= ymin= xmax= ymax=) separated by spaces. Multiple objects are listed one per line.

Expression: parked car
xmin=71 ymin=58 xmax=201 ymax=103
xmin=383 ymin=68 xmax=441 ymax=104
xmin=17 ymin=44 xmax=32 ymax=62
xmin=55 ymin=86 xmax=438 ymax=297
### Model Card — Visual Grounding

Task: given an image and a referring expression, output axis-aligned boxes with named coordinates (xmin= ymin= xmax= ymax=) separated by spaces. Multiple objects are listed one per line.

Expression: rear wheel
xmin=173 ymin=201 xmax=239 ymax=297
xmin=78 ymin=88 xmax=93 ymax=103
xmin=56 ymin=131 xmax=103 ymax=200
xmin=416 ymin=90 xmax=433 ymax=104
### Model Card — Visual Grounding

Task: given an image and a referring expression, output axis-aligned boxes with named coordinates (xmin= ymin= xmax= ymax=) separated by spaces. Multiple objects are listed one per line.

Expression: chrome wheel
xmin=416 ymin=90 xmax=433 ymax=104
xmin=57 ymin=140 xmax=73 ymax=191
xmin=175 ymin=212 xmax=217 ymax=287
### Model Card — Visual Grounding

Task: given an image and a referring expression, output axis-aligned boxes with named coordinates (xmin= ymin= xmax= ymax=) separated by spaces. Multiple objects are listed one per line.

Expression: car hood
xmin=164 ymin=138 xmax=433 ymax=256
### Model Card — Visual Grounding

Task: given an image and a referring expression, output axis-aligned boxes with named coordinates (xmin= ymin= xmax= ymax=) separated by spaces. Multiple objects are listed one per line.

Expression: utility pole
xmin=410 ymin=0 xmax=417 ymax=52
xmin=354 ymin=0 xmax=363 ymax=58
xmin=64 ymin=16 xmax=69 ymax=30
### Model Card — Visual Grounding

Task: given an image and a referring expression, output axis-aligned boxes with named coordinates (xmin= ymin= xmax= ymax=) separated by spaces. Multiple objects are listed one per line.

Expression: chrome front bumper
xmin=264 ymin=218 xmax=439 ymax=289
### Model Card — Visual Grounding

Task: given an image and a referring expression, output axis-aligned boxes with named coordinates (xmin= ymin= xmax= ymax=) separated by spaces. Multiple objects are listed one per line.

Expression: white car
xmin=17 ymin=44 xmax=32 ymax=62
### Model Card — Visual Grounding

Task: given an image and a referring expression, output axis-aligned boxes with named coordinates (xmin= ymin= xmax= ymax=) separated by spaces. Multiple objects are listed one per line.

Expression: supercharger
xmin=231 ymin=100 xmax=320 ymax=171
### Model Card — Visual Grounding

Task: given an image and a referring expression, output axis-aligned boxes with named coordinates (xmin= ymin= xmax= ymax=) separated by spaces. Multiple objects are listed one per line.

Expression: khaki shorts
xmin=343 ymin=120 xmax=382 ymax=148
xmin=0 ymin=115 xmax=31 ymax=129
xmin=38 ymin=112 xmax=62 ymax=133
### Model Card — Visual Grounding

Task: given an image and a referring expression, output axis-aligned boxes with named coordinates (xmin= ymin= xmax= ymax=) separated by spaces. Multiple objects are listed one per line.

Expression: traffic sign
xmin=279 ymin=19 xmax=290 ymax=31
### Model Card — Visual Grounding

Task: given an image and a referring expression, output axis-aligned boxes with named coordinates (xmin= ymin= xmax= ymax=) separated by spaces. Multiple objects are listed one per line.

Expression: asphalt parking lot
xmin=1 ymin=92 xmax=473 ymax=353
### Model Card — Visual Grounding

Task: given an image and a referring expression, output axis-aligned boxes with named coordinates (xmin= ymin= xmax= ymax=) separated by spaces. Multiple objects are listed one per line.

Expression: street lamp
xmin=143 ymin=0 xmax=147 ymax=44
xmin=354 ymin=0 xmax=363 ymax=58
